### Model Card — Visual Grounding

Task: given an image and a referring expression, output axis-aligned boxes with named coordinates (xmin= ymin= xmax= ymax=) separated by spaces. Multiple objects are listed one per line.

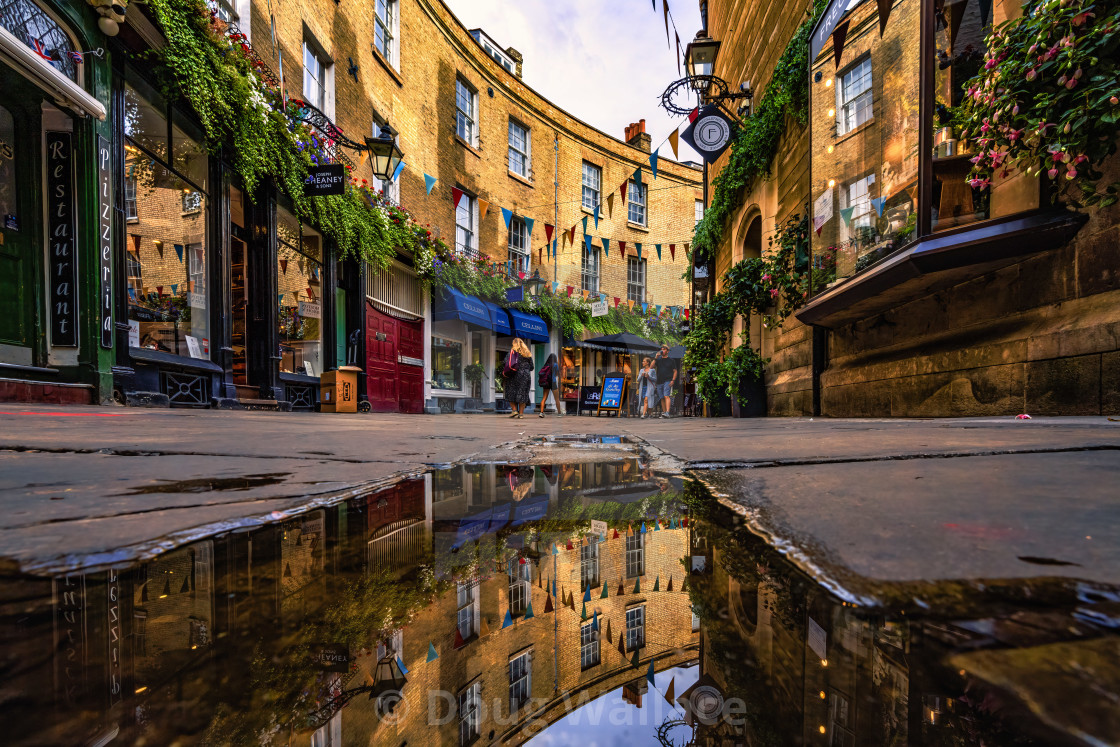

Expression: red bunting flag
xmin=280 ymin=258 xmax=288 ymax=274
xmin=545 ymin=223 xmax=554 ymax=243
xmin=614 ymin=297 xmax=620 ymax=308
xmin=620 ymin=182 xmax=628 ymax=203
xmin=618 ymin=241 xmax=626 ymax=259
xmin=684 ymin=308 xmax=690 ymax=320
xmin=451 ymin=186 xmax=464 ymax=209
xmin=689 ymin=107 xmax=699 ymax=123
xmin=568 ymin=226 xmax=577 ymax=245
xmin=156 ymin=286 xmax=163 ymax=296
xmin=566 ymin=286 xmax=574 ymax=297
xmin=669 ymin=244 xmax=676 ymax=260
xmin=306 ymin=287 xmax=315 ymax=300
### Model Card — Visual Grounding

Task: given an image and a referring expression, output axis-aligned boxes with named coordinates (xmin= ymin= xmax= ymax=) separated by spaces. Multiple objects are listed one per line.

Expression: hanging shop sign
xmin=596 ymin=374 xmax=628 ymax=415
xmin=304 ymin=164 xmax=346 ymax=196
xmin=97 ymin=135 xmax=113 ymax=349
xmin=590 ymin=300 xmax=608 ymax=317
xmin=311 ymin=643 xmax=350 ymax=673
xmin=298 ymin=300 xmax=322 ymax=318
xmin=46 ymin=132 xmax=78 ymax=346
xmin=679 ymin=105 xmax=734 ymax=165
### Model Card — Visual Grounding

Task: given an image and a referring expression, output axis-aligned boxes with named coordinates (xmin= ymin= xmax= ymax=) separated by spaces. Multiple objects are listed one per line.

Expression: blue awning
xmin=507 ymin=309 xmax=549 ymax=342
xmin=433 ymin=287 xmax=492 ymax=329
xmin=484 ymin=301 xmax=512 ymax=336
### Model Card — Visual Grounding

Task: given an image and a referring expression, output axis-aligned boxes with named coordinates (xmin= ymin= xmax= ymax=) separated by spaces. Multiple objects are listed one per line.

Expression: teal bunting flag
xmin=391 ymin=160 xmax=406 ymax=182
xmin=870 ymin=197 xmax=885 ymax=217
xmin=594 ymin=204 xmax=600 ymax=229
xmin=174 ymin=244 xmax=184 ymax=263
xmin=633 ymin=166 xmax=642 ymax=184
xmin=582 ymin=215 xmax=588 ymax=233
xmin=584 ymin=234 xmax=593 ymax=254
xmin=642 ymin=303 xmax=648 ymax=314
xmin=641 ymin=521 xmax=648 ymax=534
xmin=600 ymin=293 xmax=607 ymax=303
xmin=655 ymin=304 xmax=662 ymax=315
xmin=552 ymin=282 xmax=559 ymax=294
xmin=635 ymin=243 xmax=642 ymax=260
xmin=649 ymin=148 xmax=659 ymax=179
xmin=278 ymin=293 xmax=284 ymax=307
xmin=602 ymin=237 xmax=610 ymax=256
xmin=839 ymin=206 xmax=855 ymax=225
xmin=524 ymin=601 xmax=535 ymax=620
xmin=647 ymin=660 xmax=655 ymax=684
xmin=426 ymin=642 xmax=439 ymax=662
xmin=502 ymin=610 xmax=514 ymax=629
xmin=592 ymin=610 xmax=599 ymax=630
xmin=501 ymin=207 xmax=513 ymax=228
xmin=525 ymin=217 xmax=534 ymax=236
xmin=583 ymin=585 xmax=591 ymax=602
xmin=655 ymin=243 xmax=662 ymax=259
xmin=424 ymin=173 xmax=437 ymax=194
xmin=171 ymin=284 xmax=178 ymax=295
xmin=396 ymin=656 xmax=409 ymax=675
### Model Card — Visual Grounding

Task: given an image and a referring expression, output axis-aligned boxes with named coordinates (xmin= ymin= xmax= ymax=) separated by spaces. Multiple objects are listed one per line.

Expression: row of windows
xmin=579 ymin=251 xmax=648 ymax=303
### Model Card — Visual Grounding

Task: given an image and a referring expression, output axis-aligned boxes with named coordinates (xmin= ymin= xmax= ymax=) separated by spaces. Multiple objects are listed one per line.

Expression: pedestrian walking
xmin=654 ymin=344 xmax=678 ymax=417
xmin=637 ymin=356 xmax=658 ymax=418
xmin=536 ymin=352 xmax=562 ymax=417
xmin=502 ymin=337 xmax=535 ymax=419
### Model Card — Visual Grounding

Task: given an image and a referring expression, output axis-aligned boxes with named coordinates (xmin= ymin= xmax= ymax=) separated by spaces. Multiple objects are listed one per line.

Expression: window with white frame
xmin=580 ymin=621 xmax=600 ymax=669
xmin=581 ymin=161 xmax=601 ymax=210
xmin=509 ymin=560 xmax=531 ymax=616
xmin=695 ymin=199 xmax=704 ymax=226
xmin=840 ymin=174 xmax=875 ymax=243
xmin=455 ymin=78 xmax=477 ymax=145
xmin=581 ymin=247 xmax=600 ymax=294
xmin=125 ymin=176 xmax=138 ymax=221
xmin=458 ymin=682 xmax=480 ymax=745
xmin=627 ymin=180 xmax=647 ymax=225
xmin=303 ymin=42 xmax=330 ymax=113
xmin=580 ymin=537 xmax=599 ymax=589
xmin=625 ymin=533 xmax=644 ymax=577
xmin=626 ymin=256 xmax=646 ymax=304
xmin=456 ymin=580 xmax=477 ymax=640
xmin=508 ymin=119 xmax=530 ymax=178
xmin=837 ymin=56 xmax=873 ymax=135
xmin=455 ymin=190 xmax=477 ymax=257
xmin=373 ymin=0 xmax=396 ymax=64
xmin=509 ymin=651 xmax=531 ymax=710
xmin=625 ymin=606 xmax=645 ymax=651
xmin=208 ymin=0 xmax=239 ymax=23
xmin=508 ymin=216 xmax=529 ymax=274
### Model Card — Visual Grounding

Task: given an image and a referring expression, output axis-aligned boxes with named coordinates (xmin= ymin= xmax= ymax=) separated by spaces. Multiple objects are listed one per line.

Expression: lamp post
xmin=364 ymin=123 xmax=404 ymax=183
xmin=524 ymin=270 xmax=545 ymax=300
xmin=684 ymin=32 xmax=722 ymax=97
xmin=660 ymin=33 xmax=751 ymax=121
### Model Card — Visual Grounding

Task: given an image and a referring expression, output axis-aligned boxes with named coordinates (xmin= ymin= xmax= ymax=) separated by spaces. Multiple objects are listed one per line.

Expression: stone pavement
xmin=2 ymin=404 xmax=1119 ymax=603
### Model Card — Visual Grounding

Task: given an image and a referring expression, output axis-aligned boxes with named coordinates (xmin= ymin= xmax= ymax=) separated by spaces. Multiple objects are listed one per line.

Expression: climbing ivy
xmin=143 ymin=0 xmax=447 ymax=269
xmin=690 ymin=0 xmax=828 ymax=266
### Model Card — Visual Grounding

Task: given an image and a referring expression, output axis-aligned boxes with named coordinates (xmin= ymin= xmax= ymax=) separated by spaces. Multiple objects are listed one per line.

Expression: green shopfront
xmin=0 ymin=0 xmax=114 ymax=403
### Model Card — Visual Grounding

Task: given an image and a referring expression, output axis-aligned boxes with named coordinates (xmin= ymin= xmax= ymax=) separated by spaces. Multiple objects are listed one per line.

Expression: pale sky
xmin=443 ymin=0 xmax=703 ymax=164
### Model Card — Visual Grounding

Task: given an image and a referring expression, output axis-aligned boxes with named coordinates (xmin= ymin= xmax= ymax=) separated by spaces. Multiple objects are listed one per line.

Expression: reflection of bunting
xmin=833 ymin=20 xmax=850 ymax=69
xmin=839 ymin=206 xmax=856 ymax=225
xmin=426 ymin=642 xmax=439 ymax=662
xmin=502 ymin=610 xmax=514 ymax=629
xmin=870 ymin=197 xmax=886 ymax=217
xmin=280 ymin=258 xmax=288 ymax=274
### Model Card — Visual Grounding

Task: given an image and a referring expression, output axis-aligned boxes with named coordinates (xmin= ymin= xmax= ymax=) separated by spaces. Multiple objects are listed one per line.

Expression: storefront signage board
xmin=578 ymin=385 xmax=600 ymax=414
xmin=679 ymin=105 xmax=735 ymax=165
xmin=591 ymin=300 xmax=608 ymax=317
xmin=304 ymin=164 xmax=346 ymax=196
xmin=298 ymin=301 xmax=321 ymax=318
xmin=597 ymin=374 xmax=627 ymax=414
xmin=46 ymin=131 xmax=78 ymax=346
xmin=97 ymin=135 xmax=113 ymax=349
xmin=590 ymin=519 xmax=608 ymax=539
xmin=311 ymin=643 xmax=350 ymax=672
xmin=505 ymin=286 xmax=524 ymax=302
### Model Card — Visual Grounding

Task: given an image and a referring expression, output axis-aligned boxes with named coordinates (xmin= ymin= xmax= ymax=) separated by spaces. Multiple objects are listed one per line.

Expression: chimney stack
xmin=625 ymin=119 xmax=651 ymax=152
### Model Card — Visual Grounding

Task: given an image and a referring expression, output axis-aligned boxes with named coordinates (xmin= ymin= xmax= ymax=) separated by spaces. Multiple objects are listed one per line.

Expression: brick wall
xmin=246 ymin=0 xmax=700 ymax=313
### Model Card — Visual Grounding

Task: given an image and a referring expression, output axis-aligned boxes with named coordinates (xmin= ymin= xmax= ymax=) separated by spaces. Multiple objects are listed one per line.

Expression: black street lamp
xmin=364 ymin=123 xmax=404 ymax=182
xmin=685 ymin=32 xmax=722 ymax=95
xmin=524 ymin=269 xmax=545 ymax=299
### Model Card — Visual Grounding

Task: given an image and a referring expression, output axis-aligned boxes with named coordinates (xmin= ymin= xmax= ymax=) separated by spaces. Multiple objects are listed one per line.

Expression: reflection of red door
xmin=365 ymin=304 xmax=398 ymax=412
xmin=365 ymin=303 xmax=425 ymax=414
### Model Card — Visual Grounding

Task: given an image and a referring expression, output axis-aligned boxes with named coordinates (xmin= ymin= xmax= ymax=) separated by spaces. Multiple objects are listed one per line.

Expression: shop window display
xmin=277 ymin=207 xmax=323 ymax=377
xmin=809 ymin=0 xmax=1038 ymax=294
xmin=123 ymin=74 xmax=210 ymax=359
xmin=433 ymin=336 xmax=463 ymax=390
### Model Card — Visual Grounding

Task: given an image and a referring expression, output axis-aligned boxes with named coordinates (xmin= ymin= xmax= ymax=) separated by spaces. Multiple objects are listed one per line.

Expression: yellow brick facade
xmin=244 ymin=0 xmax=700 ymax=313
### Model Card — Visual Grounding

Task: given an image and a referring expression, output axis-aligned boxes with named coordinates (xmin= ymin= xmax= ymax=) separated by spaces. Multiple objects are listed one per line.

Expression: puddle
xmin=0 ymin=459 xmax=1115 ymax=746
xmin=115 ymin=474 xmax=289 ymax=494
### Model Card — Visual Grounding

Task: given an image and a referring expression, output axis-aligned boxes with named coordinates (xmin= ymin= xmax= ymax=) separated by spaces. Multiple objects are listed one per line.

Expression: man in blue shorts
xmin=654 ymin=344 xmax=678 ymax=417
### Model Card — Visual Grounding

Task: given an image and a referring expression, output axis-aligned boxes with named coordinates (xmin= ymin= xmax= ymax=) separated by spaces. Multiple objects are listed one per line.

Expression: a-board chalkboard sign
xmin=596 ymin=374 xmax=627 ymax=415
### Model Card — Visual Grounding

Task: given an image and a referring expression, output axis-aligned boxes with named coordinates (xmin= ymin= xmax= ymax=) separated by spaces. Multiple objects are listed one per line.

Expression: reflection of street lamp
xmin=371 ymin=655 xmax=408 ymax=712
xmin=364 ymin=123 xmax=404 ymax=182
xmin=685 ymin=32 xmax=721 ymax=94
xmin=524 ymin=269 xmax=545 ymax=299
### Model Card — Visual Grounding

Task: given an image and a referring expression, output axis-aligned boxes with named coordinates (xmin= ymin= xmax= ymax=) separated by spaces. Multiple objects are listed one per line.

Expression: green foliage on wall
xmin=144 ymin=0 xmax=447 ymax=270
xmin=690 ymin=0 xmax=828 ymax=266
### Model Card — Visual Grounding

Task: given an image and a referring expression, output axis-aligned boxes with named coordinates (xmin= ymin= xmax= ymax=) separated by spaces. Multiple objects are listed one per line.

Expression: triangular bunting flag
xmin=636 ymin=243 xmax=642 ymax=260
xmin=653 ymin=576 xmax=660 ymax=591
xmin=451 ymin=186 xmax=464 ymax=209
xmin=280 ymin=258 xmax=288 ymax=274
xmin=501 ymin=207 xmax=513 ymax=228
xmin=567 ymin=539 xmax=574 ymax=550
xmin=592 ymin=610 xmax=599 ymax=631
xmin=612 ymin=529 xmax=619 ymax=539
xmin=479 ymin=198 xmax=490 ymax=221
xmin=584 ymin=234 xmax=593 ymax=254
xmin=619 ymin=241 xmax=626 ymax=258
xmin=424 ymin=174 xmax=437 ymax=194
xmin=545 ymin=223 xmax=554 ymax=242
xmin=568 ymin=226 xmax=577 ymax=245
xmin=669 ymin=244 xmax=676 ymax=260
xmin=600 ymin=583 xmax=609 ymax=599
xmin=876 ymin=0 xmax=893 ymax=35
xmin=170 ymin=284 xmax=178 ymax=296
xmin=582 ymin=215 xmax=588 ymax=233
xmin=627 ymin=523 xmax=633 ymax=536
xmin=397 ymin=656 xmax=409 ymax=676
xmin=584 ymin=585 xmax=591 ymax=603
xmin=614 ymin=297 xmax=620 ymax=308
xmin=655 ymin=244 xmax=662 ymax=260
xmin=427 ymin=642 xmax=439 ymax=662
xmin=642 ymin=303 xmax=648 ymax=315
xmin=174 ymin=244 xmax=184 ymax=263
xmin=647 ymin=660 xmax=655 ymax=684
xmin=664 ymin=677 xmax=675 ymax=703
xmin=840 ymin=206 xmax=856 ymax=225
xmin=621 ymin=182 xmax=628 ymax=203
xmin=544 ymin=593 xmax=554 ymax=613
xmin=870 ymin=196 xmax=886 ymax=217
xmin=632 ymin=167 xmax=642 ymax=185
xmin=480 ymin=616 xmax=491 ymax=637
xmin=524 ymin=601 xmax=535 ymax=620
xmin=653 ymin=519 xmax=660 ymax=532
xmin=618 ymin=630 xmax=626 ymax=654
xmin=552 ymin=543 xmax=559 ymax=555
xmin=979 ymin=0 xmax=992 ymax=25
xmin=602 ymin=237 xmax=610 ymax=256
xmin=667 ymin=576 xmax=674 ymax=592
xmin=568 ymin=592 xmax=576 ymax=610
xmin=581 ymin=602 xmax=588 ymax=620
xmin=391 ymin=160 xmax=406 ymax=182
xmin=502 ymin=610 xmax=514 ymax=629
xmin=594 ymin=203 xmax=600 ymax=229
xmin=649 ymin=149 xmax=659 ymax=180
xmin=681 ymin=577 xmax=689 ymax=593
xmin=606 ymin=192 xmax=615 ymax=218
xmin=453 ymin=626 xmax=465 ymax=649
xmin=669 ymin=129 xmax=679 ymax=159
xmin=524 ymin=217 xmax=534 ymax=236
xmin=641 ymin=521 xmax=648 ymax=534
xmin=566 ymin=286 xmax=574 ymax=297
xmin=833 ymin=19 xmax=850 ymax=69
xmin=633 ymin=578 xmax=641 ymax=594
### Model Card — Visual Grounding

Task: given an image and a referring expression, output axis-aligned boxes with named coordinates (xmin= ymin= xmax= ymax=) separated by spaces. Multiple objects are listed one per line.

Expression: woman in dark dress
xmin=504 ymin=337 xmax=535 ymax=418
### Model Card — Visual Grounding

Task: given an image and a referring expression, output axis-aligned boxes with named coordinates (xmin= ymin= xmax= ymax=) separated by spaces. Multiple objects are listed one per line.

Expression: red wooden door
xmin=397 ymin=318 xmax=425 ymax=414
xmin=365 ymin=304 xmax=399 ymax=413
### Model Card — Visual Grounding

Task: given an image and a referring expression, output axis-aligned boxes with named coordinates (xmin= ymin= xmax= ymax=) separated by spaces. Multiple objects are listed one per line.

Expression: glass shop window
xmin=433 ymin=336 xmax=463 ymax=390
xmin=277 ymin=207 xmax=323 ymax=377
xmin=123 ymin=72 xmax=211 ymax=360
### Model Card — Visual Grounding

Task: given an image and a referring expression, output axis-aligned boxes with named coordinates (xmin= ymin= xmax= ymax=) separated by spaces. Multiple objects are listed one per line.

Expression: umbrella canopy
xmin=582 ymin=333 xmax=661 ymax=351
xmin=666 ymin=345 xmax=686 ymax=359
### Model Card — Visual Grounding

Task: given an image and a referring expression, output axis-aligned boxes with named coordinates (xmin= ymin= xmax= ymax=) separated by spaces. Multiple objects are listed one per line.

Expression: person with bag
xmin=636 ymin=356 xmax=658 ymax=418
xmin=502 ymin=337 xmax=535 ymax=419
xmin=536 ymin=352 xmax=562 ymax=418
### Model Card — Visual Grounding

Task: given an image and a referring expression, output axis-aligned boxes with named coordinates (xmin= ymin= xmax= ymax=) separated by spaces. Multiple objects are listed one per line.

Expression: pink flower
xmin=769 ymin=288 xmax=779 ymax=298
xmin=1008 ymin=128 xmax=1023 ymax=142
xmin=1066 ymin=169 xmax=1078 ymax=180
xmin=1026 ymin=68 xmax=1037 ymax=81
xmin=1048 ymin=167 xmax=1059 ymax=179
xmin=1112 ymin=96 xmax=1119 ymax=105
xmin=761 ymin=273 xmax=771 ymax=281
xmin=1065 ymin=77 xmax=1078 ymax=89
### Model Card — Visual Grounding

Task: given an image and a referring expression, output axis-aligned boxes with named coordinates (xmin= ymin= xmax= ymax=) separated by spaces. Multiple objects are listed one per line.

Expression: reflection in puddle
xmin=0 ymin=459 xmax=1114 ymax=746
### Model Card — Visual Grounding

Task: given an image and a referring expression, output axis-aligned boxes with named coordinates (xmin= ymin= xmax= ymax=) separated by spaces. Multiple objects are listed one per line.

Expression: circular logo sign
xmin=694 ymin=115 xmax=731 ymax=153
xmin=690 ymin=685 xmax=725 ymax=723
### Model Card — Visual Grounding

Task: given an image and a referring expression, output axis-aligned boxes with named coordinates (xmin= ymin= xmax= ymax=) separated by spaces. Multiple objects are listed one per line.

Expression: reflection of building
xmin=699 ymin=0 xmax=1120 ymax=417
